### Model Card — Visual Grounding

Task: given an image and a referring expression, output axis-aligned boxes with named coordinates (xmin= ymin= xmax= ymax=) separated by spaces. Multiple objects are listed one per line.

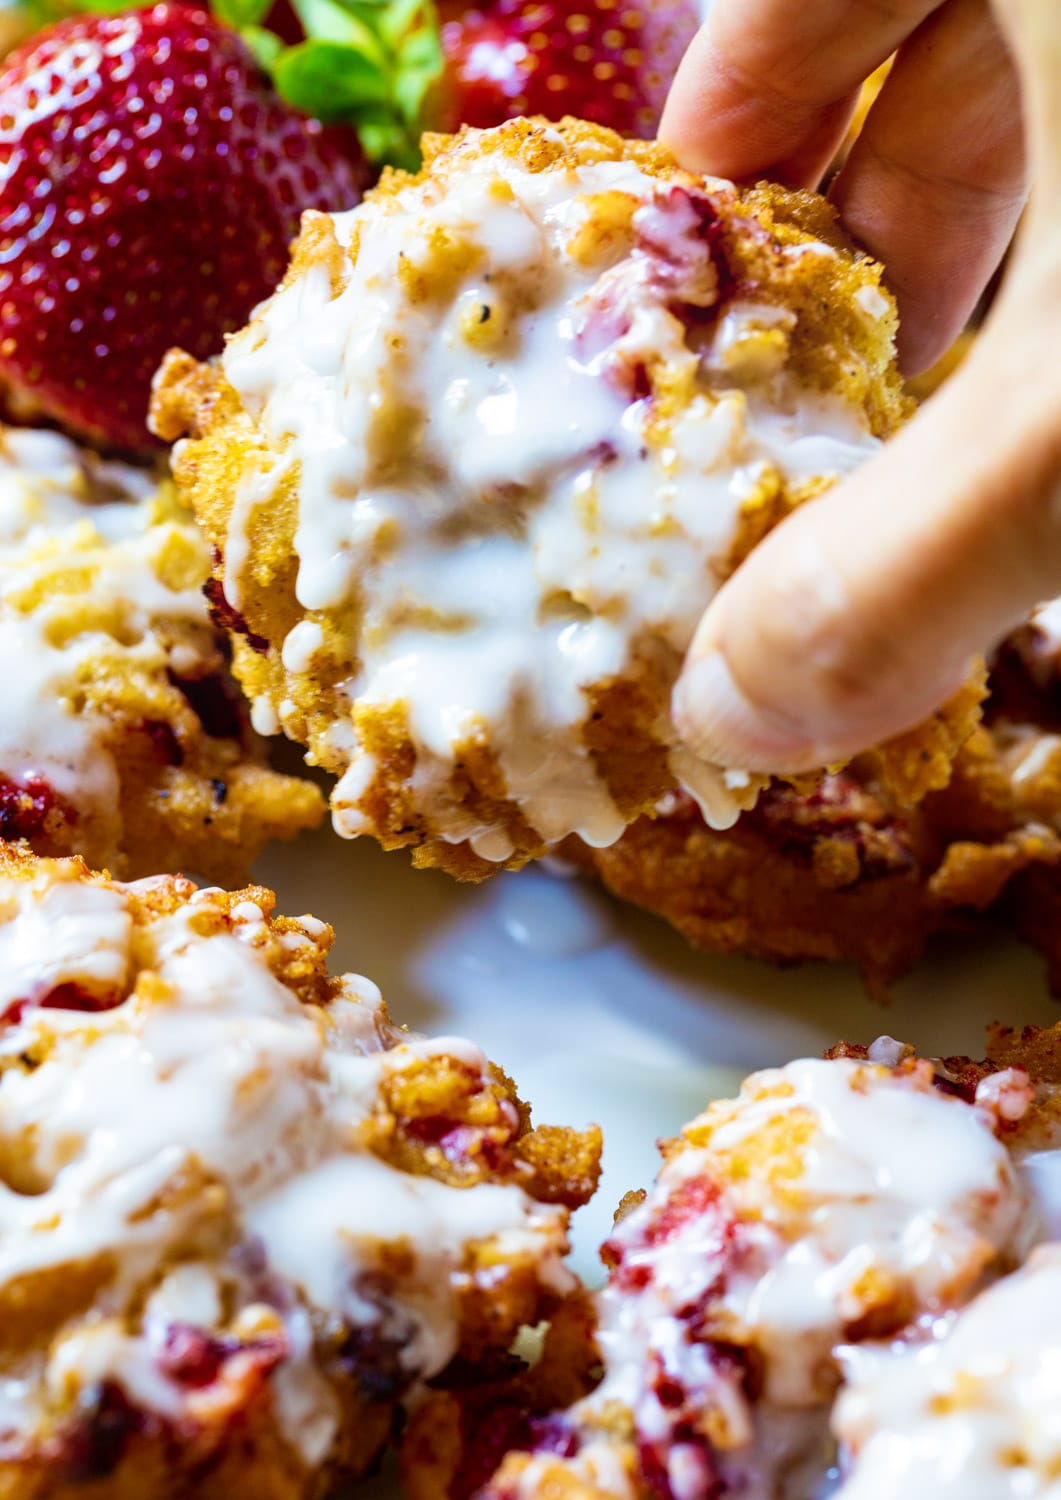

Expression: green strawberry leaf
xmin=373 ymin=0 xmax=431 ymax=50
xmin=393 ymin=24 xmax=442 ymax=127
xmin=240 ymin=21 xmax=284 ymax=69
xmin=276 ymin=0 xmax=443 ymax=161
xmin=291 ymin=0 xmax=380 ymax=54
xmin=56 ymin=0 xmax=141 ymax=12
xmin=272 ymin=37 xmax=391 ymax=120
xmin=213 ymin=0 xmax=272 ymax=26
xmin=355 ymin=111 xmax=420 ymax=171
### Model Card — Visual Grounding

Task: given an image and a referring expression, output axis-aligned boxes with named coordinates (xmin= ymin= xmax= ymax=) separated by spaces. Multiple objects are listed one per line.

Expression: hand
xmin=667 ymin=0 xmax=1061 ymax=776
xmin=661 ymin=0 xmax=1027 ymax=374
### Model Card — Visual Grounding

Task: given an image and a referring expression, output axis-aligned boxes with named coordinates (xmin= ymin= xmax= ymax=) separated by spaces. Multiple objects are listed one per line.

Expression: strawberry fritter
xmin=405 ymin=1032 xmax=1061 ymax=1500
xmin=568 ymin=640 xmax=1061 ymax=997
xmin=564 ymin=775 xmax=941 ymax=998
xmin=154 ymin=116 xmax=979 ymax=882
xmin=0 ymin=846 xmax=600 ymax=1500
xmin=559 ymin=325 xmax=1061 ymax=997
xmin=0 ymin=425 xmax=323 ymax=882
xmin=834 ymin=1246 xmax=1061 ymax=1500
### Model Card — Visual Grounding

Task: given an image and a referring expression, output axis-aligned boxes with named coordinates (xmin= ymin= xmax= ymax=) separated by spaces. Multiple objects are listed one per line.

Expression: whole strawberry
xmin=437 ymin=0 xmax=699 ymax=138
xmin=0 ymin=3 xmax=369 ymax=451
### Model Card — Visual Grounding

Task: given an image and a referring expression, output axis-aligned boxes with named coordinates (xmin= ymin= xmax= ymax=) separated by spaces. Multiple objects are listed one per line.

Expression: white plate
xmin=255 ymin=820 xmax=1060 ymax=1494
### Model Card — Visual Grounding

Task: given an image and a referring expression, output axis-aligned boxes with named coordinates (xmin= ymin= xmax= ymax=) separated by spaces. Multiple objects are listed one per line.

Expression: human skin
xmin=664 ymin=0 xmax=1061 ymax=776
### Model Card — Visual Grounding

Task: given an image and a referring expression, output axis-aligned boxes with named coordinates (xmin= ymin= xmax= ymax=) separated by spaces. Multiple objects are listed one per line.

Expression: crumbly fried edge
xmin=0 ymin=846 xmax=602 ymax=1200
xmin=567 ymin=705 xmax=1061 ymax=999
xmin=402 ymin=1023 xmax=1061 ymax=1500
xmin=153 ymin=115 xmax=979 ymax=882
xmin=561 ymin=777 xmax=940 ymax=1002
xmin=2 ymin=486 xmax=324 ymax=884
xmin=0 ymin=847 xmax=602 ymax=1500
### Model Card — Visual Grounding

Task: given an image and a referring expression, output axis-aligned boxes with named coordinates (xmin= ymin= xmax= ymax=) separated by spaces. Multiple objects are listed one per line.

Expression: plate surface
xmin=255 ymin=820 xmax=1060 ymax=1495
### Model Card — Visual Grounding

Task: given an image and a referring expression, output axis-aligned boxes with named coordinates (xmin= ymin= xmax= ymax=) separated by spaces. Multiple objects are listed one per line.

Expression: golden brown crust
xmin=562 ymin=780 xmax=938 ymax=997
xmin=0 ymin=480 xmax=324 ymax=883
xmin=563 ymin=508 xmax=1061 ymax=987
xmin=0 ymin=848 xmax=602 ymax=1499
xmin=402 ymin=1030 xmax=1061 ymax=1500
xmin=150 ymin=117 xmax=954 ymax=881
xmin=569 ymin=701 xmax=1061 ymax=997
xmin=866 ymin=666 xmax=988 ymax=805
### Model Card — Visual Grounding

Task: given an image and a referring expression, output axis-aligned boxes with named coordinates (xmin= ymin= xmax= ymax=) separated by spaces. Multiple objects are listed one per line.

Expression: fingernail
xmin=672 ymin=648 xmax=814 ymax=772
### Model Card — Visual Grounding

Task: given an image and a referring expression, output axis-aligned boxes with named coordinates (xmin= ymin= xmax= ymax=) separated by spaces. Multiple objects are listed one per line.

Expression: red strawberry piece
xmin=0 ymin=3 xmax=370 ymax=453
xmin=437 ymin=0 xmax=699 ymax=138
xmin=0 ymin=771 xmax=65 ymax=841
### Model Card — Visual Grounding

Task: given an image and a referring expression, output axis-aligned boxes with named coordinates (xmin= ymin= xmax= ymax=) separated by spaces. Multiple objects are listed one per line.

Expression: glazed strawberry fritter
xmin=0 ymin=845 xmax=601 ymax=1500
xmin=833 ymin=1245 xmax=1061 ymax=1499
xmin=0 ymin=424 xmax=323 ymax=882
xmin=154 ymin=116 xmax=980 ymax=881
xmin=554 ymin=319 xmax=1061 ymax=996
xmin=404 ymin=1032 xmax=1061 ymax=1500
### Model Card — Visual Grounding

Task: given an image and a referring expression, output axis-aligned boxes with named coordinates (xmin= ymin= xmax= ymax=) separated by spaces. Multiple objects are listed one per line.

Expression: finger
xmin=991 ymin=0 xmax=1061 ymax=212
xmin=832 ymin=0 xmax=1027 ymax=374
xmin=659 ymin=0 xmax=942 ymax=187
xmin=672 ymin=319 xmax=1061 ymax=775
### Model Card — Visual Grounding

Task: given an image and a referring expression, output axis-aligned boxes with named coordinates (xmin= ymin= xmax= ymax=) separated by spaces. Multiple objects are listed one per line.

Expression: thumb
xmin=673 ymin=307 xmax=1061 ymax=774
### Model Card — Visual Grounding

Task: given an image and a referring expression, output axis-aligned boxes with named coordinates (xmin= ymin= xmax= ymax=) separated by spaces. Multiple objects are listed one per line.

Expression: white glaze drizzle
xmin=0 ymin=865 xmax=572 ymax=1465
xmin=833 ymin=1245 xmax=1061 ymax=1498
xmin=540 ymin=1049 xmax=1031 ymax=1500
xmin=219 ymin=143 xmax=882 ymax=855
xmin=0 ymin=426 xmax=153 ymax=549
xmin=0 ymin=427 xmax=213 ymax=830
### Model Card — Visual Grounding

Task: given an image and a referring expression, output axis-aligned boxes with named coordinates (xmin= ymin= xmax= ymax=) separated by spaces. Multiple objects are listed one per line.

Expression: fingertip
xmin=828 ymin=0 xmax=1026 ymax=377
xmin=660 ymin=35 xmax=858 ymax=189
xmin=894 ymin=298 xmax=968 ymax=378
xmin=673 ymin=637 xmax=817 ymax=773
xmin=658 ymin=27 xmax=735 ymax=176
xmin=661 ymin=0 xmax=941 ymax=186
